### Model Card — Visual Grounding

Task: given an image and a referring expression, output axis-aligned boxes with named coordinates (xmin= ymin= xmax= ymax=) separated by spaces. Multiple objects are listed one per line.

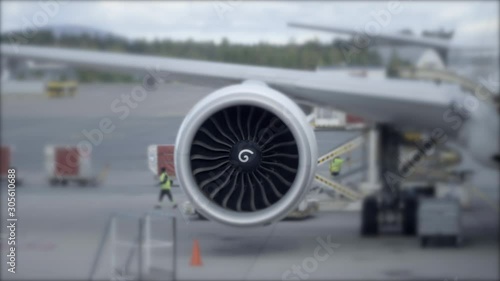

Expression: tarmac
xmin=1 ymin=82 xmax=498 ymax=280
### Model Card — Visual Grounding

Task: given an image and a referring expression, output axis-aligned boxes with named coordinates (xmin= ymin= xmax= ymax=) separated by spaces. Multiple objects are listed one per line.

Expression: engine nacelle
xmin=175 ymin=82 xmax=317 ymax=226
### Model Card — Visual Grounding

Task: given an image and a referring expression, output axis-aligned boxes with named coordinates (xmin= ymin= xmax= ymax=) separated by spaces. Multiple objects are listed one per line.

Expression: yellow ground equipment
xmin=46 ymin=81 xmax=78 ymax=98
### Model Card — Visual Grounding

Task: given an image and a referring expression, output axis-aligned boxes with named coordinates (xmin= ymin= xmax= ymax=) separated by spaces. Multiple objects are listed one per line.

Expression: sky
xmin=1 ymin=1 xmax=498 ymax=47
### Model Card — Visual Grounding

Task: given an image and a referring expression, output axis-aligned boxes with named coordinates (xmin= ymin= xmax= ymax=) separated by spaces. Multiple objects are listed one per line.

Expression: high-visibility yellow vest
xmin=330 ymin=158 xmax=344 ymax=173
xmin=160 ymin=172 xmax=171 ymax=190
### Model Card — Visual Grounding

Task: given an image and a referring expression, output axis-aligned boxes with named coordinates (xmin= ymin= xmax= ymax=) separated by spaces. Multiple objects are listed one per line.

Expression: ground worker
xmin=156 ymin=167 xmax=177 ymax=209
xmin=329 ymin=157 xmax=344 ymax=177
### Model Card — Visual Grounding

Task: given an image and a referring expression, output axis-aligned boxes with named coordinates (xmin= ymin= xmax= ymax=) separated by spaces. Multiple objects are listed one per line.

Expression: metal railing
xmin=88 ymin=211 xmax=177 ymax=281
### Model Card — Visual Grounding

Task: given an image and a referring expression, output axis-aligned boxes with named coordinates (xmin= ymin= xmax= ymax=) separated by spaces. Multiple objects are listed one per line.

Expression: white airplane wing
xmin=1 ymin=44 xmax=470 ymax=133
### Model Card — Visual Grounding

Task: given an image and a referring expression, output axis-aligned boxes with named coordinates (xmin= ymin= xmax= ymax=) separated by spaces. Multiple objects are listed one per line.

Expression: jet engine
xmin=175 ymin=82 xmax=317 ymax=226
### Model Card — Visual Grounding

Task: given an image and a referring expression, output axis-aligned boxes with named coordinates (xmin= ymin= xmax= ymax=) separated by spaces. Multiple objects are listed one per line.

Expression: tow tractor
xmin=46 ymin=80 xmax=78 ymax=98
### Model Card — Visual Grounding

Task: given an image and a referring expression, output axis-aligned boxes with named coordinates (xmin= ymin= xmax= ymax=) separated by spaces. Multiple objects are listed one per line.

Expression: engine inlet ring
xmin=175 ymin=83 xmax=317 ymax=226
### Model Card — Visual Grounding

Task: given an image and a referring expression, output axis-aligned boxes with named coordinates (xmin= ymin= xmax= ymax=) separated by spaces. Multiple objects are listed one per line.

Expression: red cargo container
xmin=148 ymin=144 xmax=176 ymax=178
xmin=55 ymin=147 xmax=80 ymax=176
xmin=345 ymin=114 xmax=366 ymax=130
xmin=157 ymin=145 xmax=175 ymax=177
xmin=45 ymin=145 xmax=93 ymax=186
xmin=346 ymin=114 xmax=364 ymax=124
xmin=1 ymin=146 xmax=10 ymax=176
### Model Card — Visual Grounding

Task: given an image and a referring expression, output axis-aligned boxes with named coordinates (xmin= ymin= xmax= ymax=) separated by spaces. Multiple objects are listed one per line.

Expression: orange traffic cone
xmin=190 ymin=239 xmax=203 ymax=266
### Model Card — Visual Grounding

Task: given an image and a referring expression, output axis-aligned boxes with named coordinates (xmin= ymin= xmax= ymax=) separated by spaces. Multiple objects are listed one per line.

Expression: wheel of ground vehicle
xmin=403 ymin=195 xmax=418 ymax=236
xmin=361 ymin=196 xmax=379 ymax=236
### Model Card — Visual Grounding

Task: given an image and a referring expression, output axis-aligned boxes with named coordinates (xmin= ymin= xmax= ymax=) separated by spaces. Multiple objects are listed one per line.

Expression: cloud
xmin=438 ymin=2 xmax=473 ymax=21
xmin=0 ymin=1 xmax=497 ymax=47
xmin=461 ymin=18 xmax=499 ymax=34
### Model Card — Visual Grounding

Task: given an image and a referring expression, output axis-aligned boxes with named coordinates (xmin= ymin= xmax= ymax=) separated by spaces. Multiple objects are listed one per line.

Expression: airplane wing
xmin=1 ymin=44 xmax=471 ymax=135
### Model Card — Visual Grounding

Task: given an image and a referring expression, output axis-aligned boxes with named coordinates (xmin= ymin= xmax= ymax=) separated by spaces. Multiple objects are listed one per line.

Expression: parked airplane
xmin=1 ymin=26 xmax=498 ymax=233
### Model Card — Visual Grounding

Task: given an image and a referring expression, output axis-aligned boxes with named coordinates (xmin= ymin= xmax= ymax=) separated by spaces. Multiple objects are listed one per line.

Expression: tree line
xmin=1 ymin=30 xmax=383 ymax=82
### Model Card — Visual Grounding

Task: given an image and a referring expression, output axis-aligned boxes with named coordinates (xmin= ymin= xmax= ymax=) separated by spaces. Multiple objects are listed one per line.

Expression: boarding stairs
xmin=314 ymin=134 xmax=366 ymax=201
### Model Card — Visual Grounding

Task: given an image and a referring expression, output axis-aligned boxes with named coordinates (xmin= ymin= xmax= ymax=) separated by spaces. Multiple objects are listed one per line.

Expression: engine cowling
xmin=175 ymin=82 xmax=317 ymax=226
